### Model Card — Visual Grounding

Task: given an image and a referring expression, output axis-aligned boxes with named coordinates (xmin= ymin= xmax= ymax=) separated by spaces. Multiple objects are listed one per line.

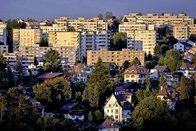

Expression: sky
xmin=0 ymin=0 xmax=196 ymax=20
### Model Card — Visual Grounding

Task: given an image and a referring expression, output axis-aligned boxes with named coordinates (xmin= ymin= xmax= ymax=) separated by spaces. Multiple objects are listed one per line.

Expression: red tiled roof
xmin=124 ymin=65 xmax=149 ymax=74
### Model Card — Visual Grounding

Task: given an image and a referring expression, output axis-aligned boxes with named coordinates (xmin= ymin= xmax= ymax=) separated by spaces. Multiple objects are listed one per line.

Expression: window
xmin=115 ymin=115 xmax=118 ymax=119
xmin=111 ymin=109 xmax=113 ymax=113
xmin=107 ymin=109 xmax=109 ymax=113
xmin=115 ymin=109 xmax=118 ymax=114
xmin=109 ymin=104 xmax=111 ymax=107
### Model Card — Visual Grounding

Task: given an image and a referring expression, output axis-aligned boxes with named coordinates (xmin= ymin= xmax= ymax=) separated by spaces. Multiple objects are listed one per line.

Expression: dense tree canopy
xmin=82 ymin=58 xmax=114 ymax=109
xmin=44 ymin=49 xmax=62 ymax=72
xmin=132 ymin=96 xmax=177 ymax=130
xmin=111 ymin=32 xmax=127 ymax=50
xmin=33 ymin=77 xmax=71 ymax=108
xmin=158 ymin=49 xmax=181 ymax=72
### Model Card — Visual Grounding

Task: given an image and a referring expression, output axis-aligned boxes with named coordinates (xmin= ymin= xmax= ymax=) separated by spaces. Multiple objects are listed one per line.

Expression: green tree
xmin=33 ymin=77 xmax=71 ymax=107
xmin=123 ymin=17 xmax=128 ymax=22
xmin=121 ymin=60 xmax=130 ymax=71
xmin=132 ymin=96 xmax=177 ymax=130
xmin=0 ymin=54 xmax=6 ymax=71
xmin=159 ymin=75 xmax=167 ymax=89
xmin=191 ymin=54 xmax=196 ymax=68
xmin=111 ymin=32 xmax=127 ymax=50
xmin=82 ymin=58 xmax=114 ymax=109
xmin=97 ymin=13 xmax=103 ymax=20
xmin=131 ymin=57 xmax=141 ymax=66
xmin=158 ymin=49 xmax=181 ymax=72
xmin=5 ymin=87 xmax=39 ymax=127
xmin=154 ymin=44 xmax=162 ymax=57
xmin=94 ymin=110 xmax=102 ymax=122
xmin=44 ymin=49 xmax=62 ymax=72
xmin=177 ymin=76 xmax=195 ymax=109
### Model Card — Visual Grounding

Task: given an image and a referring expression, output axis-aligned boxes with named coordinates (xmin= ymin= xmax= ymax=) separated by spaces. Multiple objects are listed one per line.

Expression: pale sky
xmin=0 ymin=0 xmax=196 ymax=20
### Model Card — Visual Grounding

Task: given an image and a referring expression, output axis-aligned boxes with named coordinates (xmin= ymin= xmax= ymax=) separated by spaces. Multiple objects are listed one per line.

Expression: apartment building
xmin=119 ymin=23 xmax=148 ymax=32
xmin=12 ymin=27 xmax=41 ymax=51
xmin=87 ymin=49 xmax=145 ymax=66
xmin=80 ymin=31 xmax=110 ymax=57
xmin=123 ymin=13 xmax=194 ymax=27
xmin=0 ymin=22 xmax=7 ymax=45
xmin=68 ymin=17 xmax=108 ymax=32
xmin=48 ymin=31 xmax=80 ymax=48
xmin=173 ymin=24 xmax=196 ymax=40
xmin=40 ymin=24 xmax=67 ymax=40
xmin=19 ymin=46 xmax=77 ymax=65
xmin=0 ymin=45 xmax=8 ymax=53
xmin=126 ymin=30 xmax=156 ymax=54
xmin=3 ymin=52 xmax=34 ymax=71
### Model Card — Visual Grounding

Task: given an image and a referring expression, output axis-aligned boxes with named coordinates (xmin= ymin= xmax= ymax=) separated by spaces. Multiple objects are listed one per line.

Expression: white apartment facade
xmin=80 ymin=31 xmax=110 ymax=57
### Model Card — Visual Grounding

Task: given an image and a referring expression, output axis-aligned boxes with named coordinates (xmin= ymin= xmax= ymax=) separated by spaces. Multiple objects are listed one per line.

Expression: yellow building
xmin=173 ymin=24 xmax=196 ymax=40
xmin=68 ymin=17 xmax=108 ymax=32
xmin=13 ymin=27 xmax=41 ymax=50
xmin=127 ymin=30 xmax=156 ymax=55
xmin=123 ymin=13 xmax=194 ymax=27
xmin=48 ymin=31 xmax=80 ymax=48
xmin=87 ymin=49 xmax=145 ymax=66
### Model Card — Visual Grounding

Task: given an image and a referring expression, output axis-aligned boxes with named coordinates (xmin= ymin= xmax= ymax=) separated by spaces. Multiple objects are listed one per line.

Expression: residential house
xmin=150 ymin=65 xmax=171 ymax=79
xmin=98 ymin=119 xmax=120 ymax=131
xmin=37 ymin=72 xmax=63 ymax=83
xmin=61 ymin=102 xmax=86 ymax=121
xmin=183 ymin=47 xmax=196 ymax=61
xmin=124 ymin=65 xmax=149 ymax=84
xmin=104 ymin=82 xmax=143 ymax=122
xmin=177 ymin=62 xmax=196 ymax=78
xmin=66 ymin=65 xmax=92 ymax=83
xmin=173 ymin=42 xmax=192 ymax=52
xmin=157 ymin=87 xmax=179 ymax=111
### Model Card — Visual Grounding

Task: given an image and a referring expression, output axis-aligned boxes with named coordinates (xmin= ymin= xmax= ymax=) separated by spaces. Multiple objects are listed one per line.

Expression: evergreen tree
xmin=82 ymin=58 xmax=114 ymax=109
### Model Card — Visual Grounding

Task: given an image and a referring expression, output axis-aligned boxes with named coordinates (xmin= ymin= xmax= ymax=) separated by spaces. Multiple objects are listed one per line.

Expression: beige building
xmin=173 ymin=24 xmax=196 ymax=40
xmin=0 ymin=45 xmax=8 ymax=53
xmin=119 ymin=23 xmax=151 ymax=32
xmin=124 ymin=65 xmax=149 ymax=84
xmin=87 ymin=49 xmax=145 ymax=66
xmin=123 ymin=13 xmax=194 ymax=27
xmin=48 ymin=31 xmax=80 ymax=48
xmin=19 ymin=46 xmax=77 ymax=65
xmin=126 ymin=29 xmax=156 ymax=55
xmin=3 ymin=51 xmax=34 ymax=71
xmin=13 ymin=27 xmax=41 ymax=51
xmin=68 ymin=17 xmax=108 ymax=32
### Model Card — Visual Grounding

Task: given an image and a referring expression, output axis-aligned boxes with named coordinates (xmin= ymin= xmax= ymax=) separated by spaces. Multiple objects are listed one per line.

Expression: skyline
xmin=0 ymin=0 xmax=196 ymax=20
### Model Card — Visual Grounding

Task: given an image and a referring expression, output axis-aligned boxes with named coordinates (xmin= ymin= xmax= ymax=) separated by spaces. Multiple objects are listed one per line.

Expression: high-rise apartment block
xmin=80 ymin=31 xmax=110 ymax=57
xmin=87 ymin=49 xmax=145 ymax=66
xmin=173 ymin=24 xmax=196 ymax=40
xmin=120 ymin=24 xmax=156 ymax=54
xmin=122 ymin=13 xmax=194 ymax=27
xmin=48 ymin=31 xmax=80 ymax=48
xmin=12 ymin=27 xmax=41 ymax=51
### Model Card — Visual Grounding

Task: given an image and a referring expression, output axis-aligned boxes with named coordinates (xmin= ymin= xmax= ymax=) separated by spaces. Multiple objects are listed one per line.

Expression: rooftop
xmin=37 ymin=72 xmax=63 ymax=79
